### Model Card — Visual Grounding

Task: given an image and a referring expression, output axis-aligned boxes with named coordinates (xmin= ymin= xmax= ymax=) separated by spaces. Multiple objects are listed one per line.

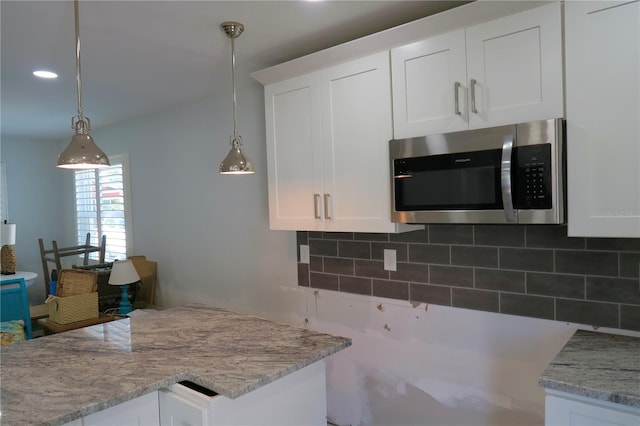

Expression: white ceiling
xmin=1 ymin=0 xmax=467 ymax=142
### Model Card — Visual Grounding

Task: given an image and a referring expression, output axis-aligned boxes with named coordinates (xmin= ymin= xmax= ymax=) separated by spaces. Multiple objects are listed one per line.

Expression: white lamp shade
xmin=108 ymin=260 xmax=140 ymax=285
xmin=1 ymin=223 xmax=16 ymax=246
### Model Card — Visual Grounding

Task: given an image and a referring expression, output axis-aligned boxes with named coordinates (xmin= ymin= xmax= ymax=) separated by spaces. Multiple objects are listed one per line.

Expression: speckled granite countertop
xmin=0 ymin=305 xmax=351 ymax=426
xmin=539 ymin=330 xmax=640 ymax=407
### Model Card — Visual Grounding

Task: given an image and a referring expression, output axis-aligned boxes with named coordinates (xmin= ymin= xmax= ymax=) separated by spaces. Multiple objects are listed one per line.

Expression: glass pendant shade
xmin=219 ymin=136 xmax=255 ymax=175
xmin=57 ymin=133 xmax=110 ymax=169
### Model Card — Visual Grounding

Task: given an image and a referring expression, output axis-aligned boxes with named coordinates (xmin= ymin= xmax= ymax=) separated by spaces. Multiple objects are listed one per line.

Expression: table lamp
xmin=1 ymin=221 xmax=17 ymax=275
xmin=108 ymin=259 xmax=140 ymax=315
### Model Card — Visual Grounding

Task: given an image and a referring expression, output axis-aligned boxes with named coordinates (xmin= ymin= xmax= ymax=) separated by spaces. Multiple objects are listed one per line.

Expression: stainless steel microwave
xmin=390 ymin=118 xmax=565 ymax=224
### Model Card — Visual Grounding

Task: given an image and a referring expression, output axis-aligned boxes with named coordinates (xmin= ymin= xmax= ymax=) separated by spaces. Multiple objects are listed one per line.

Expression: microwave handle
xmin=501 ymin=135 xmax=517 ymax=223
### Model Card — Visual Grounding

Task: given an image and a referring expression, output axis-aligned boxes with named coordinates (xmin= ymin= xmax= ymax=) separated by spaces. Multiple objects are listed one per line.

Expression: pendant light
xmin=57 ymin=0 xmax=110 ymax=169
xmin=219 ymin=21 xmax=255 ymax=175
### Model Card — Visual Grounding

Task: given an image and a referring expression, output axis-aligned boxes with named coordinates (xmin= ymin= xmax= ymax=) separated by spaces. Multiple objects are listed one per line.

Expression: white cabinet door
xmin=265 ymin=52 xmax=420 ymax=233
xmin=82 ymin=392 xmax=160 ymax=426
xmin=159 ymin=388 xmax=209 ymax=426
xmin=546 ymin=392 xmax=640 ymax=426
xmin=391 ymin=2 xmax=563 ymax=138
xmin=466 ymin=2 xmax=563 ymax=129
xmin=209 ymin=360 xmax=327 ymax=426
xmin=321 ymin=51 xmax=401 ymax=232
xmin=265 ymin=73 xmax=324 ymax=231
xmin=391 ymin=29 xmax=468 ymax=138
xmin=565 ymin=1 xmax=640 ymax=237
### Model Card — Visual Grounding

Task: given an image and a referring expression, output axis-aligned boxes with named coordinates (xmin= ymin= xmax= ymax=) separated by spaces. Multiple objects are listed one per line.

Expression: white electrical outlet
xmin=383 ymin=249 xmax=396 ymax=271
xmin=299 ymin=244 xmax=310 ymax=264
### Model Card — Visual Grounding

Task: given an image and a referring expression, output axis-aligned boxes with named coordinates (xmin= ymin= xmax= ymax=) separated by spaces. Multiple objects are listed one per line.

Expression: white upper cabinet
xmin=391 ymin=29 xmax=468 ymax=137
xmin=265 ymin=52 xmax=418 ymax=232
xmin=565 ymin=1 xmax=640 ymax=237
xmin=265 ymin=73 xmax=323 ymax=231
xmin=391 ymin=2 xmax=563 ymax=139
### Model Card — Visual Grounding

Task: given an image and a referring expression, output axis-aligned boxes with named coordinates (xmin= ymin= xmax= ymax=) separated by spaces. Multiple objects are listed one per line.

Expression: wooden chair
xmin=38 ymin=233 xmax=107 ymax=297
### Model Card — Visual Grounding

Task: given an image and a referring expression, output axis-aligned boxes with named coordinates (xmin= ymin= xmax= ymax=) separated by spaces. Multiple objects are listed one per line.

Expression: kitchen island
xmin=0 ymin=305 xmax=351 ymax=425
xmin=539 ymin=330 xmax=640 ymax=425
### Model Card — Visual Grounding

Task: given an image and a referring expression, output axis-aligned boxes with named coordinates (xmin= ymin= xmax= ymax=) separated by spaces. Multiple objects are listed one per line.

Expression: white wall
xmin=0 ymin=136 xmax=66 ymax=303
xmin=9 ymin=75 xmax=639 ymax=426
xmin=59 ymin=75 xmax=301 ymax=318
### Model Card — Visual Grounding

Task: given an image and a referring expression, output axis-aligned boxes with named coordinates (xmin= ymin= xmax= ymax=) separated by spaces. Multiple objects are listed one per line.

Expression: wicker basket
xmin=57 ymin=269 xmax=97 ymax=297
xmin=45 ymin=292 xmax=99 ymax=324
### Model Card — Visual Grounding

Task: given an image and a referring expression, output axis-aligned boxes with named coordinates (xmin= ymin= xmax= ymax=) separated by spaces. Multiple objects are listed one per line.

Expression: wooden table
xmin=38 ymin=313 xmax=120 ymax=335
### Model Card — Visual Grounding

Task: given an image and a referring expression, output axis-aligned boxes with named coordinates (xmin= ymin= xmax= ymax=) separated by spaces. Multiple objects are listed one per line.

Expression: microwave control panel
xmin=513 ymin=144 xmax=552 ymax=209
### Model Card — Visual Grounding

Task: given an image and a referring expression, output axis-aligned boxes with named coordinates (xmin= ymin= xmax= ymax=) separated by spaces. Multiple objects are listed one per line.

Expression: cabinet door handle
xmin=470 ymin=79 xmax=478 ymax=114
xmin=454 ymin=82 xmax=462 ymax=116
xmin=324 ymin=194 xmax=332 ymax=220
xmin=313 ymin=194 xmax=321 ymax=220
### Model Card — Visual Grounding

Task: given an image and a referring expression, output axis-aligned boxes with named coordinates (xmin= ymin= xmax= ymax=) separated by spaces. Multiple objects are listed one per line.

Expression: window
xmin=74 ymin=155 xmax=131 ymax=262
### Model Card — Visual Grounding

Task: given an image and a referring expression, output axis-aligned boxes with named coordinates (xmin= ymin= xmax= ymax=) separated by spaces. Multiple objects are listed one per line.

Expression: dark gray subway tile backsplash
xmin=298 ymin=225 xmax=640 ymax=331
xmin=390 ymin=262 xmax=428 ymax=283
xmin=476 ymin=225 xmax=524 ymax=247
xmin=621 ymin=305 xmax=640 ymax=331
xmin=500 ymin=293 xmax=555 ymax=320
xmin=429 ymin=265 xmax=473 ymax=287
xmin=451 ymin=246 xmax=498 ymax=268
xmin=499 ymin=247 xmax=554 ymax=272
xmin=429 ymin=224 xmax=474 ymax=245
xmin=526 ymin=272 xmax=585 ymax=299
xmin=338 ymin=241 xmax=370 ymax=259
xmin=555 ymin=298 xmax=620 ymax=329
xmin=339 ymin=276 xmax=372 ymax=296
xmin=452 ymin=288 xmax=499 ymax=313
xmin=323 ymin=257 xmax=354 ymax=276
xmin=373 ymin=279 xmax=409 ymax=300
xmin=411 ymin=283 xmax=452 ymax=306
xmin=525 ymin=225 xmax=585 ymax=249
xmin=474 ymin=268 xmax=525 ymax=293
xmin=310 ymin=272 xmax=338 ymax=291
xmin=309 ymin=239 xmax=337 ymax=257
xmin=620 ymin=253 xmax=640 ymax=278
xmin=555 ymin=250 xmax=619 ymax=276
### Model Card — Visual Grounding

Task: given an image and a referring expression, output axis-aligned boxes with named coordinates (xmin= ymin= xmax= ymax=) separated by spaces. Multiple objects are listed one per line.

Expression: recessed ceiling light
xmin=33 ymin=70 xmax=58 ymax=79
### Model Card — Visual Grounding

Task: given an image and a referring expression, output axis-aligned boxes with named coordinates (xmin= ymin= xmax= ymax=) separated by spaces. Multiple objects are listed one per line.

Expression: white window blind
xmin=74 ymin=156 xmax=129 ymax=262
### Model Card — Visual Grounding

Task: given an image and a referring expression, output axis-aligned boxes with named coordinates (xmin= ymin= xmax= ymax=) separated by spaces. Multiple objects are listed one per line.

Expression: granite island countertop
xmin=539 ymin=330 xmax=640 ymax=407
xmin=0 ymin=305 xmax=351 ymax=425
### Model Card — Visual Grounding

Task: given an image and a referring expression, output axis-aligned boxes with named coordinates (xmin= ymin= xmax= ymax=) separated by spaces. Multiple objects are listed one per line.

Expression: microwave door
xmin=392 ymin=148 xmax=505 ymax=223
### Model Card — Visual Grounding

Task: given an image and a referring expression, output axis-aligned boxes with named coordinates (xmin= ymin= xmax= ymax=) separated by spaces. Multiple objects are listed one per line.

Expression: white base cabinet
xmin=65 ymin=362 xmax=328 ymax=426
xmin=391 ymin=2 xmax=563 ymax=139
xmin=545 ymin=390 xmax=640 ymax=426
xmin=565 ymin=0 xmax=640 ymax=237
xmin=162 ymin=360 xmax=328 ymax=426
xmin=63 ymin=392 xmax=160 ymax=426
xmin=159 ymin=387 xmax=210 ymax=426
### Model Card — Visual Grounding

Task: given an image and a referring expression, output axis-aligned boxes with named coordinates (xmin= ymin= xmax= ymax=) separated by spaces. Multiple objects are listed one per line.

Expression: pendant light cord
xmin=74 ymin=0 xmax=84 ymax=122
xmin=231 ymin=36 xmax=238 ymax=140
